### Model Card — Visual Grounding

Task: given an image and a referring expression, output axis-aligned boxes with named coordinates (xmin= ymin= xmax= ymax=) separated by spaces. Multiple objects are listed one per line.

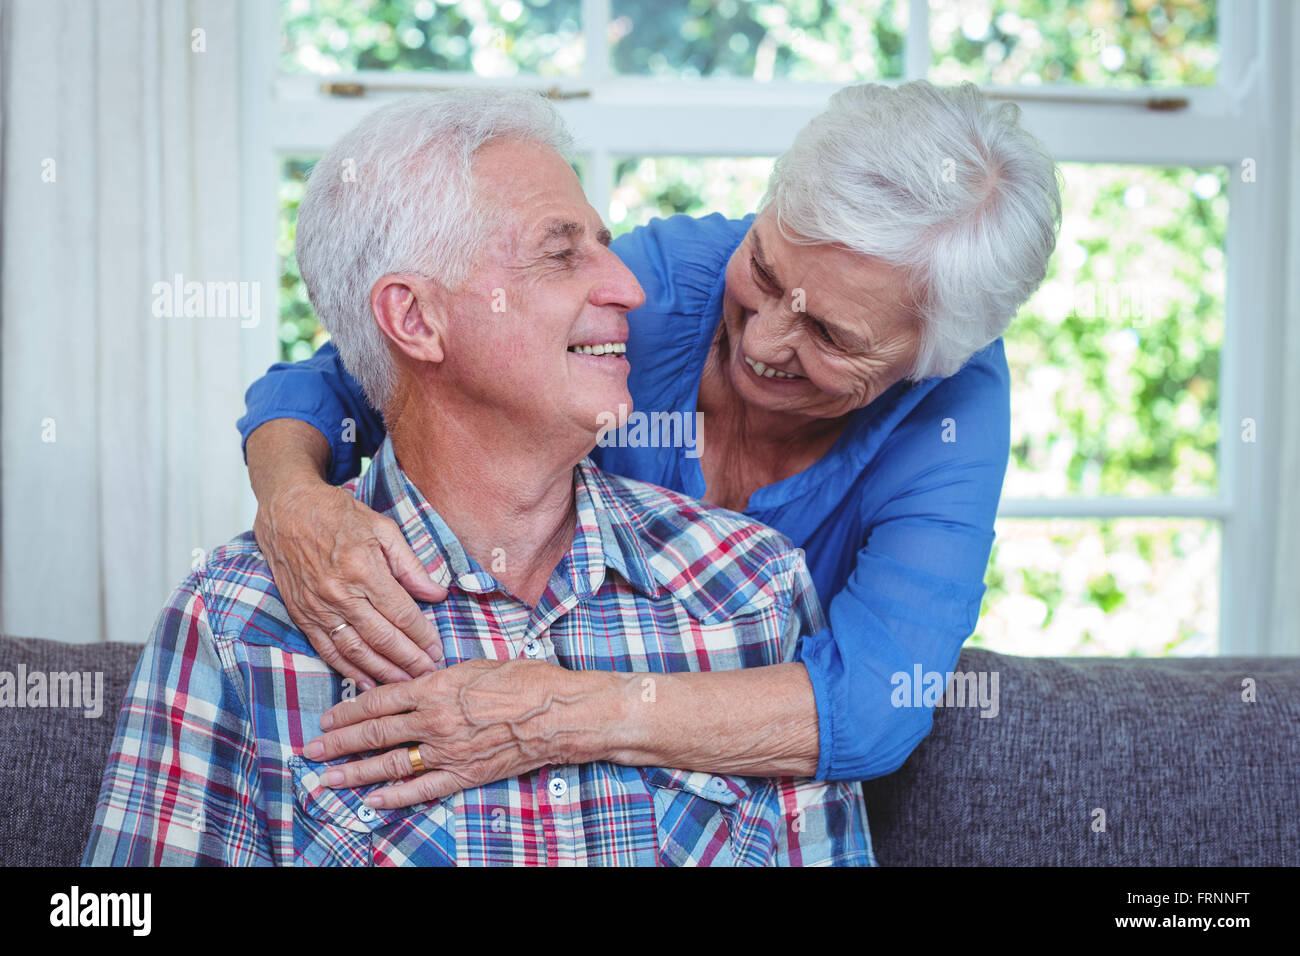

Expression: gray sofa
xmin=2 ymin=635 xmax=1296 ymax=866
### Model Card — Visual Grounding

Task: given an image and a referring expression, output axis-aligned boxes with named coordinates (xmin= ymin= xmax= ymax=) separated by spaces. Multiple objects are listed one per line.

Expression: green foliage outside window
xmin=281 ymin=0 xmax=583 ymax=75
xmin=282 ymin=0 xmax=1215 ymax=87
xmin=610 ymin=0 xmax=906 ymax=81
xmin=930 ymin=0 xmax=1218 ymax=87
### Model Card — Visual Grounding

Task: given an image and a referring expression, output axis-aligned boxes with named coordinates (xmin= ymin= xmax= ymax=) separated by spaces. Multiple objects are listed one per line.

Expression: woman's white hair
xmin=761 ymin=80 xmax=1062 ymax=381
xmin=295 ymin=90 xmax=575 ymax=409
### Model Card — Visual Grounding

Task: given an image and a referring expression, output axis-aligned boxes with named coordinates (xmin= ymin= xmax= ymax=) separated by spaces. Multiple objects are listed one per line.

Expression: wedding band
xmin=408 ymin=745 xmax=426 ymax=774
xmin=328 ymin=622 xmax=352 ymax=637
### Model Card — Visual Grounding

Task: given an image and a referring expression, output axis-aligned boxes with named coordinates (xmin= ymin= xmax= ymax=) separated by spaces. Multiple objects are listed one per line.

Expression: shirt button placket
xmin=546 ymin=769 xmax=584 ymax=866
xmin=537 ymin=770 xmax=561 ymax=866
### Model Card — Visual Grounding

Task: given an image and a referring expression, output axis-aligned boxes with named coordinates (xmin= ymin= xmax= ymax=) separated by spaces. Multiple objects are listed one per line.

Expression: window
xmin=251 ymin=0 xmax=1277 ymax=656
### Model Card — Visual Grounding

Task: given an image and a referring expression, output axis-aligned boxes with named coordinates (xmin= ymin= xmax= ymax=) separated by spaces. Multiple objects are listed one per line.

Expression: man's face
xmin=437 ymin=139 xmax=645 ymax=447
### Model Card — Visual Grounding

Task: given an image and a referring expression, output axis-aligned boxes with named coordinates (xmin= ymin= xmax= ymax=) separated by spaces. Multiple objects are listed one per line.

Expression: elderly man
xmin=83 ymin=90 xmax=873 ymax=866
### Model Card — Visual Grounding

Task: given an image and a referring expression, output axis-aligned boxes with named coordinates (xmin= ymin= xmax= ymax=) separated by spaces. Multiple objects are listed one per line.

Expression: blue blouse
xmin=238 ymin=213 xmax=1011 ymax=782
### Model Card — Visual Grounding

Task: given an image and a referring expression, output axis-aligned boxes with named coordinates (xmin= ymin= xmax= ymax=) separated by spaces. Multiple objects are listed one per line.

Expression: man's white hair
xmin=295 ymin=90 xmax=575 ymax=409
xmin=761 ymin=80 xmax=1062 ymax=381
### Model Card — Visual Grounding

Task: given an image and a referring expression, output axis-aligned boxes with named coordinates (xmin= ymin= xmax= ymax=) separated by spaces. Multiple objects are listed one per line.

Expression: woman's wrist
xmin=246 ymin=418 xmax=333 ymax=504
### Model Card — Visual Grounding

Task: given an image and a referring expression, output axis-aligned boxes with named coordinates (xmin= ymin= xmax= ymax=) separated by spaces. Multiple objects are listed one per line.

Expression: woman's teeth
xmin=744 ymin=356 xmax=799 ymax=379
xmin=567 ymin=342 xmax=627 ymax=355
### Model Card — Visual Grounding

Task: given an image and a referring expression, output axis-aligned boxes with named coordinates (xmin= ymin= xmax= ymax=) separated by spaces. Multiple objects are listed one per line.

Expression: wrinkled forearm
xmin=246 ymin=418 xmax=333 ymax=504
xmin=551 ymin=663 xmax=820 ymax=779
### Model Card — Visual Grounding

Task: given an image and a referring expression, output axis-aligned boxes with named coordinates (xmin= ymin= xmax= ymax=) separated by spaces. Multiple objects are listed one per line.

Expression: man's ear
xmin=370 ymin=274 xmax=447 ymax=364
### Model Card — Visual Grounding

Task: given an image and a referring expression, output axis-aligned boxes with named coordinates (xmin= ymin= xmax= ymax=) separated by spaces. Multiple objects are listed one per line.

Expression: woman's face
xmin=719 ymin=209 xmax=922 ymax=421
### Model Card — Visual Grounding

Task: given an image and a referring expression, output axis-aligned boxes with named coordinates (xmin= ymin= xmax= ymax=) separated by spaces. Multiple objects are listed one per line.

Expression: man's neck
xmin=386 ymin=383 xmax=584 ymax=608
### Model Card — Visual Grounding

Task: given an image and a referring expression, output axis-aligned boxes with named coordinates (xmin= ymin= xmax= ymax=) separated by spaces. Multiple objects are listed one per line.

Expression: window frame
xmin=238 ymin=0 xmax=1292 ymax=655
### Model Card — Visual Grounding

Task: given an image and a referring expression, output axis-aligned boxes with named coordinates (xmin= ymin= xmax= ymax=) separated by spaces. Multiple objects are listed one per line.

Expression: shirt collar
xmin=353 ymin=438 xmax=662 ymax=602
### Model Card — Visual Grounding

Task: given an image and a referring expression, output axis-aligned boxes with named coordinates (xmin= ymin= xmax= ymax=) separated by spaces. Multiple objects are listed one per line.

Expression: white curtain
xmin=1 ymin=0 xmax=250 ymax=643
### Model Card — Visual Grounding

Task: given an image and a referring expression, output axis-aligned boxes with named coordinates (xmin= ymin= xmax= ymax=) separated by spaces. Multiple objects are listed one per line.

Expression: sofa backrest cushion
xmin=863 ymin=647 xmax=1300 ymax=865
xmin=0 ymin=637 xmax=144 ymax=867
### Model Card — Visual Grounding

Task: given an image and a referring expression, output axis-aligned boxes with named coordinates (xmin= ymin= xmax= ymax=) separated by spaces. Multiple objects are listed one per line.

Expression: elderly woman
xmin=239 ymin=80 xmax=1060 ymax=790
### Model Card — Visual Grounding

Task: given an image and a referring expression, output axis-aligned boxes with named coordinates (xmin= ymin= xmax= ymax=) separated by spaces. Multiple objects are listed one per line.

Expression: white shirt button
xmin=548 ymin=777 xmax=568 ymax=798
xmin=524 ymin=639 xmax=543 ymax=658
xmin=710 ymin=777 xmax=729 ymax=794
xmin=357 ymin=805 xmax=377 ymax=823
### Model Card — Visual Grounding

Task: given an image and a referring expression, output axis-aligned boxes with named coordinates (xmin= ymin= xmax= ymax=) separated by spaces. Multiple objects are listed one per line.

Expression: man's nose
xmin=592 ymin=245 xmax=646 ymax=313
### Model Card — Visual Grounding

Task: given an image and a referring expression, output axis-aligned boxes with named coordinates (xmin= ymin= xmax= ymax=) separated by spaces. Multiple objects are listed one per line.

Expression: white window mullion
xmin=1215 ymin=0 xmax=1258 ymax=99
xmin=998 ymin=498 xmax=1230 ymax=520
xmin=1216 ymin=0 xmax=1291 ymax=655
xmin=576 ymin=0 xmax=611 ymax=217
xmin=586 ymin=148 xmax=614 ymax=230
xmin=904 ymin=0 xmax=930 ymax=81
xmin=1218 ymin=173 xmax=1257 ymax=657
xmin=582 ymin=0 xmax=611 ymax=83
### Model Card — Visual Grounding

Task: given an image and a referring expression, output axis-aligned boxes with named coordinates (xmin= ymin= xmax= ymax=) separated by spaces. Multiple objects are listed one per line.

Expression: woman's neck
xmin=695 ymin=344 xmax=851 ymax=511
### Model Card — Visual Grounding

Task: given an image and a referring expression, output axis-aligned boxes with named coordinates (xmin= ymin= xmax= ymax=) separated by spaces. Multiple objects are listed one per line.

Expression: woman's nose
xmin=744 ymin=304 xmax=796 ymax=356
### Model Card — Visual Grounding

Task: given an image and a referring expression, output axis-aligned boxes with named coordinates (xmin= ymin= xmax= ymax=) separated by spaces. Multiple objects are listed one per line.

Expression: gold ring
xmin=408 ymin=745 xmax=426 ymax=774
xmin=328 ymin=622 xmax=351 ymax=637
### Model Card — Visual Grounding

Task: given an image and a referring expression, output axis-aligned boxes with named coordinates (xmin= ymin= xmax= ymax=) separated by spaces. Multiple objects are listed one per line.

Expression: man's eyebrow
xmin=541 ymin=219 xmax=582 ymax=241
xmin=752 ymin=230 xmax=872 ymax=351
xmin=537 ymin=220 xmax=613 ymax=247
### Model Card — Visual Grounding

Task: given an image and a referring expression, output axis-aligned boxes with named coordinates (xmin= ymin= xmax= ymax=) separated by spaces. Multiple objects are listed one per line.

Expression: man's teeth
xmin=744 ymin=356 xmax=799 ymax=379
xmin=568 ymin=342 xmax=627 ymax=355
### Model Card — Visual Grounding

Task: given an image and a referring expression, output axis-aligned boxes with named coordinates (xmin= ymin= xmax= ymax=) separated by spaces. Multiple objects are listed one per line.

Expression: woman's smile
xmin=742 ymin=354 xmax=805 ymax=381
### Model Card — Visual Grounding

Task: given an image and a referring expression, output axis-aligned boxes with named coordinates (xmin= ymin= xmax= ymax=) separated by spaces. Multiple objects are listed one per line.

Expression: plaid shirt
xmin=85 ymin=438 xmax=874 ymax=866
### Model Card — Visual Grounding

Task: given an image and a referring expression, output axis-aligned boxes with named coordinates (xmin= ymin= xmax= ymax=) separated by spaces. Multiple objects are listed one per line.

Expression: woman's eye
xmin=813 ymin=321 xmax=835 ymax=345
xmin=750 ymin=256 xmax=778 ymax=293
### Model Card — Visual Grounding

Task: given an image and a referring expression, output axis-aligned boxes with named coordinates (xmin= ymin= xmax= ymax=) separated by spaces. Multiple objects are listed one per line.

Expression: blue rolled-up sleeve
xmin=237 ymin=340 xmax=386 ymax=485
xmin=799 ymin=553 xmax=990 ymax=782
xmin=797 ymin=353 xmax=1010 ymax=782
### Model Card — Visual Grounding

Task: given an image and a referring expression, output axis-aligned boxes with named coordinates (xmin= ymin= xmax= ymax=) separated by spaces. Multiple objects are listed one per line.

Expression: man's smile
xmin=566 ymin=341 xmax=627 ymax=356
